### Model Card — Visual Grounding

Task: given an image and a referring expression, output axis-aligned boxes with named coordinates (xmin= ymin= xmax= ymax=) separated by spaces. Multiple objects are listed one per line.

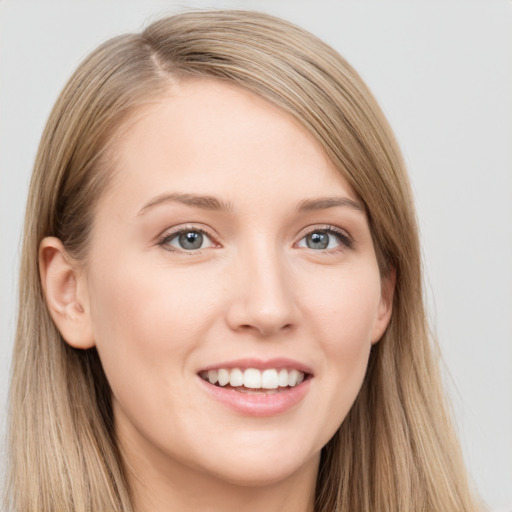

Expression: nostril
xmin=236 ymin=322 xmax=293 ymax=336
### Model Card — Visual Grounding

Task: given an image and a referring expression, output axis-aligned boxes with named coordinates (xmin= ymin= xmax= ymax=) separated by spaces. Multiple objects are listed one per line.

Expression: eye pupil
xmin=307 ymin=232 xmax=329 ymax=249
xmin=179 ymin=231 xmax=203 ymax=250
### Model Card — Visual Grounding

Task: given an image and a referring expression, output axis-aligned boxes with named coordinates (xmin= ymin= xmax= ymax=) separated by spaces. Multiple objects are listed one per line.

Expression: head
xmin=7 ymin=10 xmax=476 ymax=512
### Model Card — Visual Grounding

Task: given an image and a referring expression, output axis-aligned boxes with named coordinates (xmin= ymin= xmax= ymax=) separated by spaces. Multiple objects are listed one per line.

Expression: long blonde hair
xmin=5 ymin=10 xmax=482 ymax=511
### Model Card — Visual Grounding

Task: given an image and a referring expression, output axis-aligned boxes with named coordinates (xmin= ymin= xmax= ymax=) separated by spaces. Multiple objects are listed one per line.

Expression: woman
xmin=5 ymin=9 xmax=483 ymax=512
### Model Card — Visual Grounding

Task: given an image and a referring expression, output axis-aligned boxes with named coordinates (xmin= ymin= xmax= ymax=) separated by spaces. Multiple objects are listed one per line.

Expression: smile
xmin=197 ymin=361 xmax=313 ymax=416
xmin=199 ymin=367 xmax=306 ymax=393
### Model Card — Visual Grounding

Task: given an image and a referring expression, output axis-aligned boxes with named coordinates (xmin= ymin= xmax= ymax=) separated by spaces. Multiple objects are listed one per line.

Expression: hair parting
xmin=5 ymin=9 xmax=483 ymax=512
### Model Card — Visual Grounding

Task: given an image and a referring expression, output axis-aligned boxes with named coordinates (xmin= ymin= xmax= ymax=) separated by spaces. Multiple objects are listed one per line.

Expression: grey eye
xmin=305 ymin=232 xmax=330 ymax=249
xmin=162 ymin=229 xmax=214 ymax=251
xmin=178 ymin=231 xmax=204 ymax=250
xmin=297 ymin=229 xmax=348 ymax=250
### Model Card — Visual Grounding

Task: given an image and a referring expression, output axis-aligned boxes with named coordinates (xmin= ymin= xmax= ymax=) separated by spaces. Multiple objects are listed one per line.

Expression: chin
xmin=193 ymin=444 xmax=320 ymax=488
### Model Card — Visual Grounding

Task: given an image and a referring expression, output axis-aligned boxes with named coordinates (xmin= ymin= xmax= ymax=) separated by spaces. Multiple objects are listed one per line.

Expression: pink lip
xmin=198 ymin=357 xmax=314 ymax=374
xmin=197 ymin=375 xmax=311 ymax=417
xmin=196 ymin=358 xmax=313 ymax=417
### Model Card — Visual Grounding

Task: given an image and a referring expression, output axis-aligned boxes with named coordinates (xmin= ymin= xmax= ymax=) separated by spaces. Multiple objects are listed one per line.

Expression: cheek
xmin=304 ymin=265 xmax=382 ymax=348
xmin=85 ymin=256 xmax=216 ymax=402
xmin=300 ymin=265 xmax=381 ymax=420
xmin=89 ymin=256 xmax=209 ymax=350
xmin=84 ymin=254 xmax=226 ymax=450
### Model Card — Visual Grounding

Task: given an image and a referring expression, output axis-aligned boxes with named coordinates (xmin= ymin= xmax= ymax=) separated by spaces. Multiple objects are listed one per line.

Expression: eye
xmin=159 ymin=228 xmax=215 ymax=252
xmin=296 ymin=227 xmax=352 ymax=251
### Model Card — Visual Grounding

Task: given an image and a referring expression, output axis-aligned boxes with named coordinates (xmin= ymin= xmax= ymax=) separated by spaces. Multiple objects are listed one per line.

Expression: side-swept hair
xmin=5 ymin=10 xmax=482 ymax=511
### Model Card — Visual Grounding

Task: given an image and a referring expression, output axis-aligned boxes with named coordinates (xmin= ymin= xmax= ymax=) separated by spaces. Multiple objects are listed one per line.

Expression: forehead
xmin=102 ymin=78 xmax=358 ymax=216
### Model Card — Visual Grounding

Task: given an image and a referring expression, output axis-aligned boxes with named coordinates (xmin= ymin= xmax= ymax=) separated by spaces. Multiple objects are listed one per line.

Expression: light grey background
xmin=1 ymin=0 xmax=511 ymax=509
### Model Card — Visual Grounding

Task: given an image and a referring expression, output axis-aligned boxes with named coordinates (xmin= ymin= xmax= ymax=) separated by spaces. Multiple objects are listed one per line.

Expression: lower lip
xmin=197 ymin=377 xmax=311 ymax=417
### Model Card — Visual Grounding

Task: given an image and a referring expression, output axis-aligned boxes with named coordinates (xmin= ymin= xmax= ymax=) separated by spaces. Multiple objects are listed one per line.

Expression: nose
xmin=225 ymin=245 xmax=299 ymax=337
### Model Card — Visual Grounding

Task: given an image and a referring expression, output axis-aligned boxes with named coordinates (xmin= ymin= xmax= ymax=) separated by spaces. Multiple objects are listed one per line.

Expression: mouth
xmin=198 ymin=367 xmax=310 ymax=394
xmin=197 ymin=359 xmax=313 ymax=416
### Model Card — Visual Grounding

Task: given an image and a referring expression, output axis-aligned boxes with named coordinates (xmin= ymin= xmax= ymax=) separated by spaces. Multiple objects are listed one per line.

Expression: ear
xmin=39 ymin=236 xmax=95 ymax=349
xmin=370 ymin=267 xmax=396 ymax=345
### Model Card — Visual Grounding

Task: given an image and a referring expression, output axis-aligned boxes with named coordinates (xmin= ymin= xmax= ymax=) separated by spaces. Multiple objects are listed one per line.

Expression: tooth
xmin=278 ymin=369 xmax=289 ymax=387
xmin=288 ymin=369 xmax=299 ymax=387
xmin=244 ymin=368 xmax=261 ymax=389
xmin=261 ymin=369 xmax=278 ymax=389
xmin=230 ymin=368 xmax=244 ymax=387
xmin=208 ymin=367 xmax=305 ymax=389
xmin=218 ymin=369 xmax=229 ymax=386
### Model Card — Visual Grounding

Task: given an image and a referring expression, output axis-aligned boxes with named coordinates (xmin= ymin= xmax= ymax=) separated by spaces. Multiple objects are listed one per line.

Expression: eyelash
xmin=157 ymin=224 xmax=354 ymax=253
xmin=295 ymin=225 xmax=354 ymax=252
xmin=158 ymin=225 xmax=215 ymax=253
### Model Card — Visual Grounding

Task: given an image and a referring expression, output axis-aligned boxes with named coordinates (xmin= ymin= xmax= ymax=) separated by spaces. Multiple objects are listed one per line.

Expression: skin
xmin=40 ymin=79 xmax=393 ymax=512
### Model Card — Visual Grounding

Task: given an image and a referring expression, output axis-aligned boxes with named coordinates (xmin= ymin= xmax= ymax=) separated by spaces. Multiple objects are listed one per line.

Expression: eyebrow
xmin=137 ymin=192 xmax=233 ymax=216
xmin=137 ymin=192 xmax=364 ymax=216
xmin=296 ymin=196 xmax=364 ymax=213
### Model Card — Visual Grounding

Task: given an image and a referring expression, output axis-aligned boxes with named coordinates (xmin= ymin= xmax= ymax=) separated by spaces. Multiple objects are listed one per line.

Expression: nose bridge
xmin=227 ymin=234 xmax=297 ymax=336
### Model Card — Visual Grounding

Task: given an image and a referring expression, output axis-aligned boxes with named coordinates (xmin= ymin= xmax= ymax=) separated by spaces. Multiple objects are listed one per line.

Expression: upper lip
xmin=198 ymin=357 xmax=314 ymax=376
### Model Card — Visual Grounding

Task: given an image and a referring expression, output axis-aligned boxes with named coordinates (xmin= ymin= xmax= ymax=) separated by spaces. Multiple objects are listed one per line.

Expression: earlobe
xmin=39 ymin=236 xmax=95 ymax=349
xmin=371 ymin=267 xmax=396 ymax=345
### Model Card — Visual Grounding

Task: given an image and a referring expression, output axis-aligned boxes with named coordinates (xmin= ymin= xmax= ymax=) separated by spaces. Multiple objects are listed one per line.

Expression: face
xmin=80 ymin=79 xmax=392 ymax=487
